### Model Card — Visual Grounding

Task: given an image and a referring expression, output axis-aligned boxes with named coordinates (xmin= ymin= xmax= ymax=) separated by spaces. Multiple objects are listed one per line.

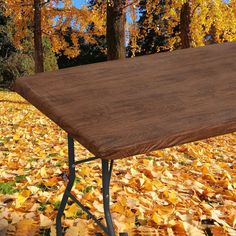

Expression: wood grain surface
xmin=14 ymin=42 xmax=236 ymax=160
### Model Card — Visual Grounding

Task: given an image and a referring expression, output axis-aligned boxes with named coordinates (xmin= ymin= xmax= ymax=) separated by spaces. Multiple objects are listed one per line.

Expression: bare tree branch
xmin=122 ymin=0 xmax=139 ymax=10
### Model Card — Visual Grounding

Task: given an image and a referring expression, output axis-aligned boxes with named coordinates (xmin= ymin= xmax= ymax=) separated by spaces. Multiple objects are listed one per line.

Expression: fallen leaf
xmin=15 ymin=190 xmax=31 ymax=209
xmin=40 ymin=214 xmax=53 ymax=227
xmin=64 ymin=203 xmax=80 ymax=218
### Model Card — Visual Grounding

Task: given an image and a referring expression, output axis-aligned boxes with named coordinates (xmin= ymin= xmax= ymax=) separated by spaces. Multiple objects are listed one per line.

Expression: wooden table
xmin=14 ymin=41 xmax=236 ymax=236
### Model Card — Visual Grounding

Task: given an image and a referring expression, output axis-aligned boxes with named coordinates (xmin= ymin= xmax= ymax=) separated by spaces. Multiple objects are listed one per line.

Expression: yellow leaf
xmin=45 ymin=205 xmax=54 ymax=215
xmin=143 ymin=179 xmax=153 ymax=191
xmin=15 ymin=190 xmax=31 ymax=208
xmin=8 ymin=160 xmax=20 ymax=170
xmin=59 ymin=149 xmax=65 ymax=156
xmin=151 ymin=150 xmax=163 ymax=157
xmin=13 ymin=134 xmax=20 ymax=141
xmin=44 ymin=177 xmax=59 ymax=187
xmin=170 ymin=8 xmax=176 ymax=17
xmin=64 ymin=203 xmax=80 ymax=218
xmin=152 ymin=212 xmax=160 ymax=224
xmin=83 ymin=191 xmax=94 ymax=201
xmin=79 ymin=166 xmax=90 ymax=177
xmin=112 ymin=202 xmax=125 ymax=214
xmin=152 ymin=179 xmax=164 ymax=188
xmin=40 ymin=166 xmax=48 ymax=178
xmin=119 ymin=196 xmax=127 ymax=206
xmin=163 ymin=191 xmax=179 ymax=204
xmin=168 ymin=191 xmax=179 ymax=204
xmin=202 ymin=165 xmax=209 ymax=175
xmin=157 ymin=205 xmax=175 ymax=216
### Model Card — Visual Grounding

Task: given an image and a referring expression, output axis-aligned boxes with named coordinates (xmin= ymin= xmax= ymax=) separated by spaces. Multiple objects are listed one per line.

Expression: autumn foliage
xmin=3 ymin=0 xmax=105 ymax=58
xmin=130 ymin=0 xmax=236 ymax=55
xmin=3 ymin=0 xmax=236 ymax=60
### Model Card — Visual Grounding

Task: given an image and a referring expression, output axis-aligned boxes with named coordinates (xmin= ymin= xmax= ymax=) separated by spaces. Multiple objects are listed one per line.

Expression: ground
xmin=0 ymin=90 xmax=236 ymax=236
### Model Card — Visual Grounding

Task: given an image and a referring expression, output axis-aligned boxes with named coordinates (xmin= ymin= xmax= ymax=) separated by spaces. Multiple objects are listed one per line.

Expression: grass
xmin=0 ymin=182 xmax=17 ymax=194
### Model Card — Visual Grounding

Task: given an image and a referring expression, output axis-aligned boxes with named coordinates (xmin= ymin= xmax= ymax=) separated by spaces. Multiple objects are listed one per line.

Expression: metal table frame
xmin=56 ymin=135 xmax=123 ymax=236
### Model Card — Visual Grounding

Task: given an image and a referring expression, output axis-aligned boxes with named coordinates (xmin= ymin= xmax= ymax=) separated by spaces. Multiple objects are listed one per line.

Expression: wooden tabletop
xmin=14 ymin=42 xmax=236 ymax=160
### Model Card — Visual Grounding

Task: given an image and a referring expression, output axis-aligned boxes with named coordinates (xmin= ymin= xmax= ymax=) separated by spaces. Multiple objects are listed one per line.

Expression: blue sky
xmin=72 ymin=0 xmax=134 ymax=23
xmin=73 ymin=0 xmax=86 ymax=8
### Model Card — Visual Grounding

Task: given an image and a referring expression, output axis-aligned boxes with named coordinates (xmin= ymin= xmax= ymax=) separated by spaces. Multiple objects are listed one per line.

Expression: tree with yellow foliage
xmin=3 ymin=0 xmax=104 ymax=72
xmin=135 ymin=0 xmax=236 ymax=55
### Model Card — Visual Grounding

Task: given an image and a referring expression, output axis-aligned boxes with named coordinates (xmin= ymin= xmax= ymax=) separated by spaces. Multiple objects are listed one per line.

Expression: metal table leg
xmin=56 ymin=135 xmax=117 ymax=236
xmin=102 ymin=160 xmax=115 ymax=236
xmin=56 ymin=136 xmax=75 ymax=236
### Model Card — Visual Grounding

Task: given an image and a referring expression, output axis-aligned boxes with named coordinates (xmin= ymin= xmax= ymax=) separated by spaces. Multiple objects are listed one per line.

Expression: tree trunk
xmin=34 ymin=0 xmax=44 ymax=73
xmin=180 ymin=2 xmax=191 ymax=49
xmin=106 ymin=0 xmax=126 ymax=60
xmin=209 ymin=24 xmax=217 ymax=44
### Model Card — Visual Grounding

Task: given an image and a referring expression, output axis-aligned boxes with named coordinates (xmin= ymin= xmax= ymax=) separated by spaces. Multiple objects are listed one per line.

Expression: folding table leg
xmin=102 ymin=160 xmax=116 ymax=236
xmin=56 ymin=136 xmax=118 ymax=236
xmin=56 ymin=136 xmax=75 ymax=236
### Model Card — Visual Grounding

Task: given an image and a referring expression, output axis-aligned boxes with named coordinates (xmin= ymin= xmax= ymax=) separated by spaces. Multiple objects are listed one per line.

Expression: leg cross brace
xmin=56 ymin=135 xmax=115 ymax=236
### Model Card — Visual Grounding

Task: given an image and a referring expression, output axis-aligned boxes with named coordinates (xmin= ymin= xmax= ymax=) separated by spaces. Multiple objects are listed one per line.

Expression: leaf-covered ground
xmin=0 ymin=91 xmax=236 ymax=236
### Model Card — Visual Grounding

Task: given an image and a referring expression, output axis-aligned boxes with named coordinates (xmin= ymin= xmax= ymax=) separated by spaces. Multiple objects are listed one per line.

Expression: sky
xmin=72 ymin=0 xmax=134 ymax=23
xmin=73 ymin=0 xmax=87 ymax=8
xmin=57 ymin=0 xmax=86 ymax=8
